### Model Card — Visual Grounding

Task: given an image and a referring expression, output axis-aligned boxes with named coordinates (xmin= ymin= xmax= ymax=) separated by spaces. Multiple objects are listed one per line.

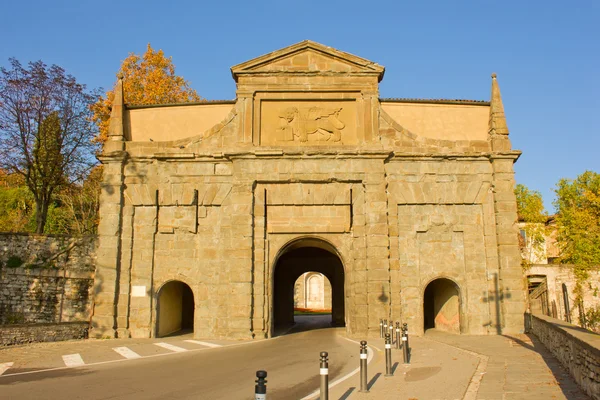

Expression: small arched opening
xmin=423 ymin=278 xmax=461 ymax=334
xmin=156 ymin=280 xmax=195 ymax=337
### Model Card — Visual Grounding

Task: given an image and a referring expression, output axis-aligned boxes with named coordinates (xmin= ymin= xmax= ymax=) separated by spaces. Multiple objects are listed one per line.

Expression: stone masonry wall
xmin=0 ymin=322 xmax=89 ymax=346
xmin=528 ymin=264 xmax=600 ymax=330
xmin=0 ymin=234 xmax=95 ymax=325
xmin=530 ymin=313 xmax=600 ymax=400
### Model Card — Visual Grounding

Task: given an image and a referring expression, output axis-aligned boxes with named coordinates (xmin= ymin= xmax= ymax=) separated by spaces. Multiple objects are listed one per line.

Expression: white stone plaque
xmin=132 ymin=286 xmax=147 ymax=297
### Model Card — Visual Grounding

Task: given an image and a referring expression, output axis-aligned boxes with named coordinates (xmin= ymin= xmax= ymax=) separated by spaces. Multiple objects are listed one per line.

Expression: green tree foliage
xmin=0 ymin=58 xmax=99 ymax=233
xmin=0 ymin=170 xmax=34 ymax=231
xmin=515 ymin=184 xmax=547 ymax=224
xmin=515 ymin=184 xmax=547 ymax=267
xmin=554 ymin=171 xmax=600 ymax=281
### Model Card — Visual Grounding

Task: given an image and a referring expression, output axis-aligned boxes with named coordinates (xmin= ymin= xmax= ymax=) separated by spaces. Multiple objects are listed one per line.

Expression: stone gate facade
xmin=91 ymin=41 xmax=525 ymax=340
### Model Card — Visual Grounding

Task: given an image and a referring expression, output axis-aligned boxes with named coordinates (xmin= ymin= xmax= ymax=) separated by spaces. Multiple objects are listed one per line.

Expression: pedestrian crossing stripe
xmin=62 ymin=353 xmax=85 ymax=367
xmin=0 ymin=362 xmax=13 ymax=376
xmin=184 ymin=340 xmax=222 ymax=348
xmin=154 ymin=342 xmax=187 ymax=353
xmin=113 ymin=347 xmax=142 ymax=359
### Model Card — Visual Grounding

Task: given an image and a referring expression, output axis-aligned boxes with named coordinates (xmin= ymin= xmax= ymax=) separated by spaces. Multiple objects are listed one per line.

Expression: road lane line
xmin=154 ymin=342 xmax=187 ymax=353
xmin=299 ymin=336 xmax=376 ymax=400
xmin=0 ymin=334 xmax=282 ymax=379
xmin=0 ymin=362 xmax=14 ymax=376
xmin=184 ymin=340 xmax=222 ymax=348
xmin=113 ymin=347 xmax=142 ymax=359
xmin=62 ymin=354 xmax=85 ymax=367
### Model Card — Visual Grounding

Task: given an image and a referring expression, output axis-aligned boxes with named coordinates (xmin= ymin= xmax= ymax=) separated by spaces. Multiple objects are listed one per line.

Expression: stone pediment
xmin=231 ymin=40 xmax=384 ymax=81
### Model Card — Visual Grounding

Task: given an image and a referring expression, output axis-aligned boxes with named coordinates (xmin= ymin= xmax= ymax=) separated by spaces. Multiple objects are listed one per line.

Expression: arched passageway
xmin=423 ymin=278 xmax=461 ymax=334
xmin=273 ymin=240 xmax=344 ymax=335
xmin=156 ymin=281 xmax=194 ymax=337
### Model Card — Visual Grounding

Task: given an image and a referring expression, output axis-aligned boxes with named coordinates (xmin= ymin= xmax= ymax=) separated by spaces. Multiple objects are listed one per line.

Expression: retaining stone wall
xmin=0 ymin=322 xmax=89 ymax=346
xmin=0 ymin=234 xmax=95 ymax=326
xmin=530 ymin=313 xmax=600 ymax=399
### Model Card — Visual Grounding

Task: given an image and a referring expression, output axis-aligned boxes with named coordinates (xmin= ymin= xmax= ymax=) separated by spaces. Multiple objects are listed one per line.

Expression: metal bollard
xmin=395 ymin=322 xmax=401 ymax=350
xmin=384 ymin=319 xmax=388 ymax=338
xmin=379 ymin=319 xmax=384 ymax=338
xmin=359 ymin=340 xmax=369 ymax=393
xmin=320 ymin=351 xmax=329 ymax=400
xmin=385 ymin=333 xmax=393 ymax=376
xmin=401 ymin=325 xmax=409 ymax=364
xmin=389 ymin=320 xmax=394 ymax=343
xmin=255 ymin=370 xmax=267 ymax=400
xmin=403 ymin=323 xmax=410 ymax=362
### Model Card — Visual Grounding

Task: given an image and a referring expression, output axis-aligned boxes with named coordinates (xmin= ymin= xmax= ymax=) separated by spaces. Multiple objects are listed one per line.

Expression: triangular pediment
xmin=231 ymin=40 xmax=385 ymax=82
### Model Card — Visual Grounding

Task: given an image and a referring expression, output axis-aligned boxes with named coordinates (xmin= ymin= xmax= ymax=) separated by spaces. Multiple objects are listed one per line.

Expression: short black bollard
xmin=385 ymin=333 xmax=393 ymax=376
xmin=320 ymin=351 xmax=329 ymax=400
xmin=384 ymin=319 xmax=388 ymax=338
xmin=401 ymin=326 xmax=409 ymax=364
xmin=359 ymin=340 xmax=369 ymax=393
xmin=403 ymin=323 xmax=411 ymax=362
xmin=255 ymin=370 xmax=267 ymax=400
xmin=379 ymin=319 xmax=384 ymax=338
xmin=395 ymin=322 xmax=401 ymax=350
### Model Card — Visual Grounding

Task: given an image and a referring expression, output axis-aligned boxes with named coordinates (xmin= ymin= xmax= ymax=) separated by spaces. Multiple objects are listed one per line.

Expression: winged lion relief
xmin=277 ymin=106 xmax=345 ymax=142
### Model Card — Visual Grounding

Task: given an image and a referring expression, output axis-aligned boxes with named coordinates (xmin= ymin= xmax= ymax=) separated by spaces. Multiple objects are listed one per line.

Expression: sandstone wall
xmin=530 ymin=313 xmax=600 ymax=400
xmin=0 ymin=234 xmax=95 ymax=325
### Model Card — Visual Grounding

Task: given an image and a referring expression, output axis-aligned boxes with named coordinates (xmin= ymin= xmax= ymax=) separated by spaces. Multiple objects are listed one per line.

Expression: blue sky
xmin=1 ymin=0 xmax=597 ymax=211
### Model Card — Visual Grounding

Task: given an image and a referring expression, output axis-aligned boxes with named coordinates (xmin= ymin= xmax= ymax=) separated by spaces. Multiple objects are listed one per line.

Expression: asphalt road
xmin=0 ymin=319 xmax=359 ymax=400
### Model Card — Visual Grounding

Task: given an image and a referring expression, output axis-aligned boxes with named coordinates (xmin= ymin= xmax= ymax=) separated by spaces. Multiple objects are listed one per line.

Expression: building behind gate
xmin=91 ymin=41 xmax=525 ymax=339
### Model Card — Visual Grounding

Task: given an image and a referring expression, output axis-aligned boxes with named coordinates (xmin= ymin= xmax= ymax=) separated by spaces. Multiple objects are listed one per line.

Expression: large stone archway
xmin=272 ymin=240 xmax=345 ymax=334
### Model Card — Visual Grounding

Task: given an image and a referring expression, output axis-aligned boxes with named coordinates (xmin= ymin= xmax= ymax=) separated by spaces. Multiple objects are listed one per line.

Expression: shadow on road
xmin=339 ymin=386 xmax=355 ymax=399
xmin=273 ymin=314 xmax=335 ymax=336
xmin=367 ymin=372 xmax=381 ymax=390
xmin=0 ymin=367 xmax=94 ymax=385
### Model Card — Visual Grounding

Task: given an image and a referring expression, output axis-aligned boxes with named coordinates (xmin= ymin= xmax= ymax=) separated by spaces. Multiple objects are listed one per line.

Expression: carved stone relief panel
xmin=259 ymin=100 xmax=358 ymax=145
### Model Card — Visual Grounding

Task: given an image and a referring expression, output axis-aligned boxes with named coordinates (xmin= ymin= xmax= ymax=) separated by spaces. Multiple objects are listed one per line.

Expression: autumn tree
xmin=91 ymin=44 xmax=201 ymax=144
xmin=0 ymin=58 xmax=99 ymax=233
xmin=57 ymin=165 xmax=102 ymax=234
xmin=554 ymin=171 xmax=600 ymax=281
xmin=515 ymin=183 xmax=548 ymax=267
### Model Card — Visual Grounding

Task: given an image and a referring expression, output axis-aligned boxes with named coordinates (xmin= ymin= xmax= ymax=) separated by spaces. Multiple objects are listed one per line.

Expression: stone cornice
xmin=122 ymin=149 xmax=522 ymax=162
xmin=97 ymin=151 xmax=128 ymax=163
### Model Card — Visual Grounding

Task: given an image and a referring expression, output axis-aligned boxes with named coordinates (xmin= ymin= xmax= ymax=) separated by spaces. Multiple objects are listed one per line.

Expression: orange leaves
xmin=92 ymin=44 xmax=201 ymax=144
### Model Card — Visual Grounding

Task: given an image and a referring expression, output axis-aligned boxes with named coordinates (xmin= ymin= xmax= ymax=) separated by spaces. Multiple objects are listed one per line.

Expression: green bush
xmin=6 ymin=255 xmax=24 ymax=268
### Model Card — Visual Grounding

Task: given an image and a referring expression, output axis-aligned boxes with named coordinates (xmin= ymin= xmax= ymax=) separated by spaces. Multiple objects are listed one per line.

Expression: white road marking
xmin=62 ymin=353 xmax=85 ymax=367
xmin=0 ymin=362 xmax=14 ymax=376
xmin=0 ymin=335 xmax=282 ymax=379
xmin=113 ymin=347 xmax=141 ymax=359
xmin=184 ymin=340 xmax=222 ymax=348
xmin=299 ymin=337 xmax=375 ymax=400
xmin=154 ymin=342 xmax=187 ymax=353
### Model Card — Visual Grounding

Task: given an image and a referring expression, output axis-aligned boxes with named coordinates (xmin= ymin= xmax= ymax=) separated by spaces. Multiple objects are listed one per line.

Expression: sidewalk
xmin=329 ymin=330 xmax=590 ymax=400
